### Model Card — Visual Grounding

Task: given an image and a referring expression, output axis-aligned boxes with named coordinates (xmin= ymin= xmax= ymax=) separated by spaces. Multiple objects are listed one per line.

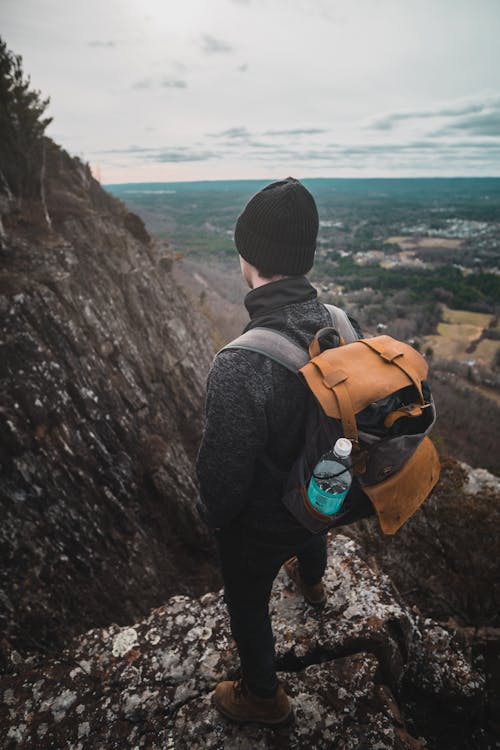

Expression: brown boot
xmin=213 ymin=679 xmax=293 ymax=726
xmin=284 ymin=556 xmax=326 ymax=607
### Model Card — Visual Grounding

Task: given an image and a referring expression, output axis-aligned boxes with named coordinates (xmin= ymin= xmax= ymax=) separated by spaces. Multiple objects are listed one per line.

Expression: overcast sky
xmin=3 ymin=0 xmax=500 ymax=182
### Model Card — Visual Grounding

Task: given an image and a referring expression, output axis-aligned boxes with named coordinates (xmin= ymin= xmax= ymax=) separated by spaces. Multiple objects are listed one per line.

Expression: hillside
xmin=0 ymin=138 xmax=219 ymax=655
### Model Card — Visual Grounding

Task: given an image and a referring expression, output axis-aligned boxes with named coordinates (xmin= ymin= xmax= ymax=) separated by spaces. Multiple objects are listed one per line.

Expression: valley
xmin=107 ymin=178 xmax=500 ymax=475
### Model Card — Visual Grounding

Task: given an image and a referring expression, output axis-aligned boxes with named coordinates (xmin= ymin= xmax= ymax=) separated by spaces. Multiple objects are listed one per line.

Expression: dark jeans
xmin=215 ymin=524 xmax=327 ymax=697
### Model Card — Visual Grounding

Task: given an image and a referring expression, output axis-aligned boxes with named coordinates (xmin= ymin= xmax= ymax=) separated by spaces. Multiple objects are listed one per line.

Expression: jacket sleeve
xmin=195 ymin=349 xmax=269 ymax=529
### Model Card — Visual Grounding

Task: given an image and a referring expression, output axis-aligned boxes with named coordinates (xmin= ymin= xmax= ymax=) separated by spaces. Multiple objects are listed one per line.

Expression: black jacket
xmin=196 ymin=276 xmax=364 ymax=532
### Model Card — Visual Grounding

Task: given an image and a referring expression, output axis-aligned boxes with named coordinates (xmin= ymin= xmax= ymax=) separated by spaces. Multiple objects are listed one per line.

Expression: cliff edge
xmin=0 ymin=522 xmax=495 ymax=750
xmin=0 ymin=139 xmax=218 ymax=656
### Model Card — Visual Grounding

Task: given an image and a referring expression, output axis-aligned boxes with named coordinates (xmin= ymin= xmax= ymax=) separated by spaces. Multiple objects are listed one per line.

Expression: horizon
xmin=105 ymin=175 xmax=500 ymax=187
xmin=100 ymin=175 xmax=500 ymax=188
xmin=104 ymin=175 xmax=500 ymax=187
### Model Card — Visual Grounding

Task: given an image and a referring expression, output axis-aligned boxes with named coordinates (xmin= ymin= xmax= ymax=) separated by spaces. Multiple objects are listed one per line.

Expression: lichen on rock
xmin=0 ymin=533 xmax=489 ymax=749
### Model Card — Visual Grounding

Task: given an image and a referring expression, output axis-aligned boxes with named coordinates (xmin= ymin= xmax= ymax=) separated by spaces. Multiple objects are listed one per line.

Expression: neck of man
xmin=240 ymin=255 xmax=288 ymax=290
xmin=251 ymin=272 xmax=288 ymax=290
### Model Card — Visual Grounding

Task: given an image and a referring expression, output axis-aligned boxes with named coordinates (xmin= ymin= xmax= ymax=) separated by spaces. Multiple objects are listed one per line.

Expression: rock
xmin=0 ymin=534 xmax=487 ymax=750
xmin=0 ymin=139 xmax=219 ymax=657
xmin=337 ymin=458 xmax=500 ymax=748
xmin=340 ymin=458 xmax=500 ymax=628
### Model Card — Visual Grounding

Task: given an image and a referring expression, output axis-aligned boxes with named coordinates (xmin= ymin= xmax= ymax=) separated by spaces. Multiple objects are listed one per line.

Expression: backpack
xmin=221 ymin=304 xmax=441 ymax=536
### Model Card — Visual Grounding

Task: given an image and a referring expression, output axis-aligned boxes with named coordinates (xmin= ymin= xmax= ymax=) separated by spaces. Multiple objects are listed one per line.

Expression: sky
xmin=2 ymin=0 xmax=500 ymax=183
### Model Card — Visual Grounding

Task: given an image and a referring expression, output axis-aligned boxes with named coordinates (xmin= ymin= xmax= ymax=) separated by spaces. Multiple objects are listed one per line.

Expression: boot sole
xmin=212 ymin=694 xmax=294 ymax=727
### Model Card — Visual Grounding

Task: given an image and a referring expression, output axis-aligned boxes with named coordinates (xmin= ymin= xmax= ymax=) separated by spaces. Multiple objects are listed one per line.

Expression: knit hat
xmin=234 ymin=177 xmax=319 ymax=276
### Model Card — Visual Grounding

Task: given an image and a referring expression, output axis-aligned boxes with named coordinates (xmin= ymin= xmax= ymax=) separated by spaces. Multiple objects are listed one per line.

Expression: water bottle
xmin=307 ymin=438 xmax=353 ymax=515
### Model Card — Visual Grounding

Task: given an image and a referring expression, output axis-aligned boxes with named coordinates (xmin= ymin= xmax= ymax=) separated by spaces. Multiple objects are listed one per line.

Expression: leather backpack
xmin=221 ymin=305 xmax=441 ymax=535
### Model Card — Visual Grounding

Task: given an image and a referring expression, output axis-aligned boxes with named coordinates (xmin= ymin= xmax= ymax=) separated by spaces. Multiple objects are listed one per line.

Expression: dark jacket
xmin=196 ymin=276 xmax=363 ymax=532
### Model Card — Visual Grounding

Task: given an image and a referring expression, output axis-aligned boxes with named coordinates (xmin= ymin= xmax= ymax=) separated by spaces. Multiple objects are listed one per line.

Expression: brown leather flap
xmin=299 ymin=335 xmax=428 ymax=419
xmin=363 ymin=437 xmax=441 ymax=535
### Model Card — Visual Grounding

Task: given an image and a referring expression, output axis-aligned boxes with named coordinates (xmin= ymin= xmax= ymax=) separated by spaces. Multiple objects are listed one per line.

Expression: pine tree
xmin=0 ymin=37 xmax=52 ymax=199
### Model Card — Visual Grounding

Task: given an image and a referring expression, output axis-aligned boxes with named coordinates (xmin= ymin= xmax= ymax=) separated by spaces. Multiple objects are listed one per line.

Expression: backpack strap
xmin=219 ymin=305 xmax=359 ymax=371
xmin=358 ymin=338 xmax=425 ymax=403
xmin=219 ymin=328 xmax=308 ymax=373
xmin=323 ymin=304 xmax=359 ymax=344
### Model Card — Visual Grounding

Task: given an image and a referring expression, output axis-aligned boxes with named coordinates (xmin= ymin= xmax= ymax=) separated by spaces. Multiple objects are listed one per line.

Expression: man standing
xmin=196 ymin=177 xmax=370 ymax=726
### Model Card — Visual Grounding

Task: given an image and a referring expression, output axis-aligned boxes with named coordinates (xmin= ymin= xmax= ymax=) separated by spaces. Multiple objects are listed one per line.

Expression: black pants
xmin=215 ymin=524 xmax=327 ymax=697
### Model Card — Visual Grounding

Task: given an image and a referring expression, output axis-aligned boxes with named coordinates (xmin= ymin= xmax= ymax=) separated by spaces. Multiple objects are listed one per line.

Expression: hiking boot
xmin=284 ymin=556 xmax=327 ymax=607
xmin=213 ymin=679 xmax=293 ymax=726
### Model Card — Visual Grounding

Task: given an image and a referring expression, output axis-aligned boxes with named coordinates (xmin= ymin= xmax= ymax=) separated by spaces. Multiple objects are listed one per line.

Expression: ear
xmin=239 ymin=255 xmax=254 ymax=289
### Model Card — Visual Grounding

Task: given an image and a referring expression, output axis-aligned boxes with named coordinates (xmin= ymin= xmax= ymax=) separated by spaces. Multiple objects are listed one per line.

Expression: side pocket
xmin=363 ymin=436 xmax=441 ymax=535
xmin=281 ymin=486 xmax=330 ymax=534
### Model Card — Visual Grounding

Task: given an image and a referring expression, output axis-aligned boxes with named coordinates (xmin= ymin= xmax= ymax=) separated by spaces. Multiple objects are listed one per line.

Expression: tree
xmin=0 ymin=36 xmax=52 ymax=199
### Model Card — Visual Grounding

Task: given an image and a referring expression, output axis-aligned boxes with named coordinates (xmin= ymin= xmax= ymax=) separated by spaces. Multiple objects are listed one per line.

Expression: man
xmin=196 ymin=177 xmax=372 ymax=726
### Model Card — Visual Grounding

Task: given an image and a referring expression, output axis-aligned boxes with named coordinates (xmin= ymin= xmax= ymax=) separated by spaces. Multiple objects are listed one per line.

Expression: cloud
xmin=152 ymin=149 xmax=218 ymax=163
xmin=93 ymin=134 xmax=500 ymax=173
xmin=333 ymin=141 xmax=500 ymax=159
xmin=227 ymin=138 xmax=500 ymax=168
xmin=94 ymin=146 xmax=156 ymax=154
xmin=132 ymin=76 xmax=187 ymax=90
xmin=207 ymin=126 xmax=329 ymax=141
xmin=434 ymin=110 xmax=500 ymax=137
xmin=160 ymin=77 xmax=187 ymax=89
xmin=87 ymin=40 xmax=115 ymax=48
xmin=370 ymin=95 xmax=500 ymax=131
xmin=200 ymin=34 xmax=233 ymax=55
xmin=93 ymin=145 xmax=218 ymax=163
xmin=262 ymin=127 xmax=329 ymax=136
xmin=208 ymin=126 xmax=250 ymax=139
xmin=131 ymin=78 xmax=153 ymax=90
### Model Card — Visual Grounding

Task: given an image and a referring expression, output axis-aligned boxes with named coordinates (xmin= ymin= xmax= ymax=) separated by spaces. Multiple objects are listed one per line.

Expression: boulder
xmin=0 ymin=535 xmax=486 ymax=750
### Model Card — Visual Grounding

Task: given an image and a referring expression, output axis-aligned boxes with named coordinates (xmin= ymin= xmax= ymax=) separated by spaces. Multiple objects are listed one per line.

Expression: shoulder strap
xmin=219 ymin=328 xmax=309 ymax=373
xmin=219 ymin=305 xmax=359 ymax=372
xmin=323 ymin=304 xmax=359 ymax=343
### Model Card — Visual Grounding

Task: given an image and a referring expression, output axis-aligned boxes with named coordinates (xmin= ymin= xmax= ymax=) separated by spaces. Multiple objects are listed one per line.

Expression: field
xmin=442 ymin=307 xmax=493 ymax=327
xmin=474 ymin=338 xmax=500 ymax=363
xmin=387 ymin=236 xmax=464 ymax=250
xmin=423 ymin=306 xmax=496 ymax=365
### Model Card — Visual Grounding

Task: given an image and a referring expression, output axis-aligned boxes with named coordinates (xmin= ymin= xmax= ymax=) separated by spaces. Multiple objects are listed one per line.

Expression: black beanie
xmin=234 ymin=177 xmax=319 ymax=276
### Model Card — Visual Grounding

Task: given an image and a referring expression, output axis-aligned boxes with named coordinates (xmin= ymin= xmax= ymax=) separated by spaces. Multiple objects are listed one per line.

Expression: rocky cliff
xmin=0 ymin=507 xmax=496 ymax=750
xmin=0 ymin=139 xmax=218 ymax=657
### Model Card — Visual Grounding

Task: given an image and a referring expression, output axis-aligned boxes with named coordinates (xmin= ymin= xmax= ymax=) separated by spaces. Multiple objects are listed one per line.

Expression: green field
xmin=441 ymin=307 xmax=493 ymax=327
xmin=474 ymin=338 xmax=500 ymax=363
xmin=425 ymin=306 xmax=497 ymax=365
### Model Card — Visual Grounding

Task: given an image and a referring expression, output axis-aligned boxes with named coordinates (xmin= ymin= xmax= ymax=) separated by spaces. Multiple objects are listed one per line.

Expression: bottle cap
xmin=334 ymin=437 xmax=352 ymax=458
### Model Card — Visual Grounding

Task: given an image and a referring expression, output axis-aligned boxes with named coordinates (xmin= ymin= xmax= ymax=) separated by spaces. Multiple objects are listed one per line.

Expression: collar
xmin=244 ymin=276 xmax=317 ymax=320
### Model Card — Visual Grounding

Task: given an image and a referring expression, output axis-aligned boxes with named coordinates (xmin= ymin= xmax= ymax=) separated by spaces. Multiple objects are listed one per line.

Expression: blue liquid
xmin=307 ymin=476 xmax=349 ymax=515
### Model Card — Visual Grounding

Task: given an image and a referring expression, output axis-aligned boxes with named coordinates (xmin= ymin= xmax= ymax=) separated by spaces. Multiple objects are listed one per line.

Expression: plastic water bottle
xmin=307 ymin=438 xmax=353 ymax=515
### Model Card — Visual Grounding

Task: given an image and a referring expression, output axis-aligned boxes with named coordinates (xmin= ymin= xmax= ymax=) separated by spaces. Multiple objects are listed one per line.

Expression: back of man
xmin=196 ymin=177 xmax=373 ymax=726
